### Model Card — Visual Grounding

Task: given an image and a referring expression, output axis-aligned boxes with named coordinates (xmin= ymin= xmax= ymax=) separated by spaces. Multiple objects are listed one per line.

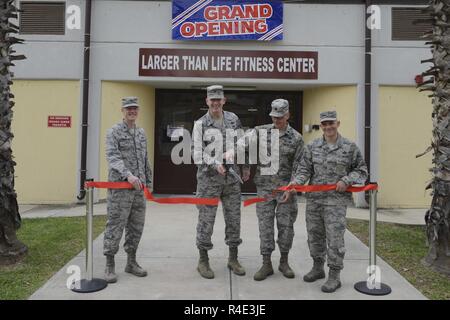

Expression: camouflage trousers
xmin=256 ymin=188 xmax=298 ymax=255
xmin=305 ymin=201 xmax=347 ymax=270
xmin=103 ymin=189 xmax=146 ymax=256
xmin=196 ymin=181 xmax=242 ymax=250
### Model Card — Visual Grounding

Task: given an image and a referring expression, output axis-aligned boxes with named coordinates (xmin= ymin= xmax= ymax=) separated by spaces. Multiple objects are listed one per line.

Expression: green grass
xmin=347 ymin=218 xmax=450 ymax=300
xmin=0 ymin=215 xmax=107 ymax=300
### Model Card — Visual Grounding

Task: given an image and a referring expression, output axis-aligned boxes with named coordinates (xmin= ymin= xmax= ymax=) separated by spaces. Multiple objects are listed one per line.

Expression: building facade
xmin=11 ymin=0 xmax=433 ymax=208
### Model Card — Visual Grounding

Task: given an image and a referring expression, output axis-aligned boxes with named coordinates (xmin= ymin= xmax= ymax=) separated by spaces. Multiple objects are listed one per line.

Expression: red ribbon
xmin=85 ymin=181 xmax=377 ymax=208
xmin=243 ymin=184 xmax=378 ymax=207
xmin=85 ymin=181 xmax=219 ymax=206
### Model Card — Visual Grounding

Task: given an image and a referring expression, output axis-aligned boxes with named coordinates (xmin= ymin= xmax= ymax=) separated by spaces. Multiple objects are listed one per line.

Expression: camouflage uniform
xmin=192 ymin=110 xmax=247 ymax=250
xmin=292 ymin=134 xmax=367 ymax=269
xmin=241 ymin=124 xmax=304 ymax=255
xmin=103 ymin=121 xmax=152 ymax=256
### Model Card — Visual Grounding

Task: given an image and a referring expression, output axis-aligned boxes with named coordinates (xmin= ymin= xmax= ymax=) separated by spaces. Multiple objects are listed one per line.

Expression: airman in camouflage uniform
xmin=291 ymin=110 xmax=368 ymax=292
xmin=232 ymin=99 xmax=304 ymax=281
xmin=103 ymin=96 xmax=152 ymax=283
xmin=192 ymin=85 xmax=249 ymax=279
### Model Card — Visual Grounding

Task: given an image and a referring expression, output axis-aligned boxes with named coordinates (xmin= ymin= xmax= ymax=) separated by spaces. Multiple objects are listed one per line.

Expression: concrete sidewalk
xmin=29 ymin=202 xmax=426 ymax=300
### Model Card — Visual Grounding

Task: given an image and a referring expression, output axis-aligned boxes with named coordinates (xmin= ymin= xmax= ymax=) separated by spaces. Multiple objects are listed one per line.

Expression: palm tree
xmin=0 ymin=0 xmax=27 ymax=265
xmin=416 ymin=0 xmax=450 ymax=275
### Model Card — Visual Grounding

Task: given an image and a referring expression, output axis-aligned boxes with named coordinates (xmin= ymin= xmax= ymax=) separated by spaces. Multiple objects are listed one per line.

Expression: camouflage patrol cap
xmin=320 ymin=110 xmax=337 ymax=122
xmin=269 ymin=99 xmax=289 ymax=117
xmin=122 ymin=96 xmax=139 ymax=108
xmin=206 ymin=85 xmax=225 ymax=99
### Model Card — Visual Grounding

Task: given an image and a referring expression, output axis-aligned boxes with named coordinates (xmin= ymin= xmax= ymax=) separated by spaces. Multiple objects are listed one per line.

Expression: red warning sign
xmin=48 ymin=116 xmax=71 ymax=128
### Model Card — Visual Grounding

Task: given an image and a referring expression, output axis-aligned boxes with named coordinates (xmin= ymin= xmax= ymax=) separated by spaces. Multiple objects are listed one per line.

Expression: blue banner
xmin=172 ymin=0 xmax=283 ymax=41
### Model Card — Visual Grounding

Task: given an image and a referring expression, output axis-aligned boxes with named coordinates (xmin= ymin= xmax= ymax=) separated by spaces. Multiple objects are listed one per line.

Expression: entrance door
xmin=154 ymin=89 xmax=302 ymax=194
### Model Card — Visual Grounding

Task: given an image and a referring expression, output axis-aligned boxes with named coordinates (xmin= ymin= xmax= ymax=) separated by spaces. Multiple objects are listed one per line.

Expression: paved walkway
xmin=28 ymin=201 xmax=426 ymax=300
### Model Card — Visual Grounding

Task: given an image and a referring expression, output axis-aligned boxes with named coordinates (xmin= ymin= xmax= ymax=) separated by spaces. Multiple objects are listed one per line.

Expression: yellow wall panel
xmin=302 ymin=86 xmax=357 ymax=144
xmin=99 ymin=82 xmax=155 ymax=199
xmin=378 ymin=86 xmax=432 ymax=208
xmin=11 ymin=80 xmax=80 ymax=204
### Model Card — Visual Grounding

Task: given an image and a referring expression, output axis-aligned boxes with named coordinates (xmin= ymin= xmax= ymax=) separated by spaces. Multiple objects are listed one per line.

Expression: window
xmin=19 ymin=1 xmax=65 ymax=35
xmin=392 ymin=7 xmax=432 ymax=41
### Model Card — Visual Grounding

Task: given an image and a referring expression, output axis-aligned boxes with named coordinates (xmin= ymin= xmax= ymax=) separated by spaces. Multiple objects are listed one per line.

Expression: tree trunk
xmin=0 ymin=0 xmax=27 ymax=265
xmin=423 ymin=180 xmax=450 ymax=274
xmin=417 ymin=0 xmax=450 ymax=276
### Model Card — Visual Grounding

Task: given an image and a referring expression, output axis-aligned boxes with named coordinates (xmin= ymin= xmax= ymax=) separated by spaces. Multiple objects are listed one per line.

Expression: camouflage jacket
xmin=106 ymin=121 xmax=152 ymax=188
xmin=292 ymin=134 xmax=368 ymax=205
xmin=192 ymin=110 xmax=249 ymax=185
xmin=237 ymin=124 xmax=304 ymax=191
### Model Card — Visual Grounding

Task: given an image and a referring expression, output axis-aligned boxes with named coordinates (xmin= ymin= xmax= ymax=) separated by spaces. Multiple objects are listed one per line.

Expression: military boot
xmin=321 ymin=268 xmax=342 ymax=293
xmin=278 ymin=252 xmax=295 ymax=278
xmin=104 ymin=255 xmax=117 ymax=283
xmin=227 ymin=247 xmax=246 ymax=276
xmin=303 ymin=258 xmax=325 ymax=282
xmin=253 ymin=255 xmax=274 ymax=281
xmin=125 ymin=251 xmax=148 ymax=277
xmin=197 ymin=249 xmax=214 ymax=279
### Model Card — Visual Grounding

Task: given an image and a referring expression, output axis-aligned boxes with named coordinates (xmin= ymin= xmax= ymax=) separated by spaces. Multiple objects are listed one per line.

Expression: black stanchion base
xmin=71 ymin=278 xmax=108 ymax=293
xmin=354 ymin=281 xmax=392 ymax=296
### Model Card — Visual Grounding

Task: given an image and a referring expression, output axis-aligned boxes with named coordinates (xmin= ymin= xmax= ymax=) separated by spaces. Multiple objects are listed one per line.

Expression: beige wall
xmin=378 ymin=86 xmax=432 ymax=208
xmin=11 ymin=80 xmax=80 ymax=204
xmin=302 ymin=86 xmax=357 ymax=144
xmin=99 ymin=81 xmax=155 ymax=199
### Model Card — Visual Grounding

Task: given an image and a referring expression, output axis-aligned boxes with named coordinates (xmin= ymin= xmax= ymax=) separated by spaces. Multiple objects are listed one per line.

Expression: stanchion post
xmin=369 ymin=186 xmax=377 ymax=269
xmin=71 ymin=179 xmax=108 ymax=293
xmin=86 ymin=183 xmax=94 ymax=281
xmin=354 ymin=182 xmax=392 ymax=296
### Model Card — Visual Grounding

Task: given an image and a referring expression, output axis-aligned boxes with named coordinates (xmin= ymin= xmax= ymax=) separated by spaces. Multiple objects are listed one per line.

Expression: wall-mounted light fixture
xmin=304 ymin=124 xmax=320 ymax=133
